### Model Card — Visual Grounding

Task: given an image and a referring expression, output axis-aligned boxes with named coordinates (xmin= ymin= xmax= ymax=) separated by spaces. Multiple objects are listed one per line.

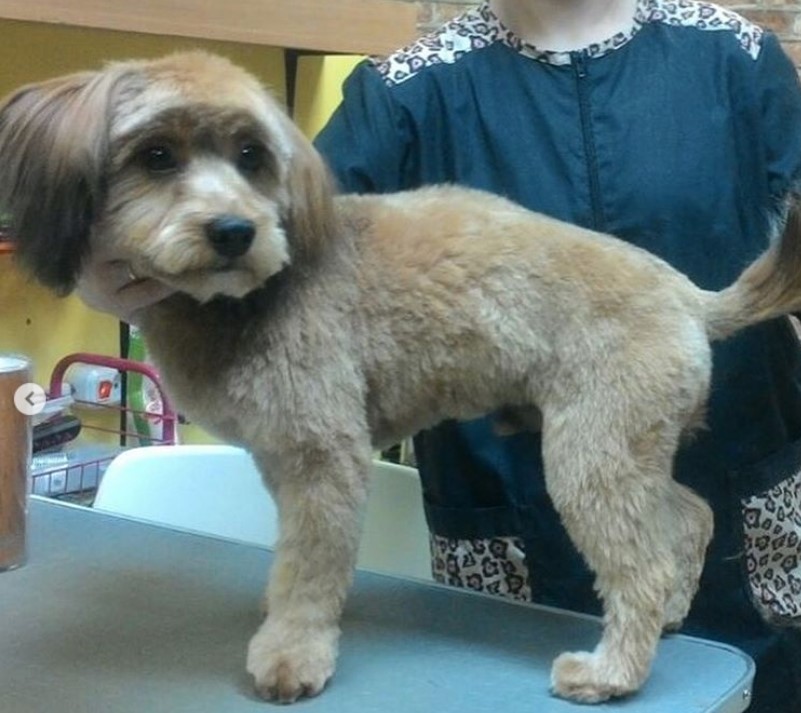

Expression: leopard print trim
xmin=430 ymin=534 xmax=531 ymax=602
xmin=742 ymin=470 xmax=801 ymax=624
xmin=372 ymin=4 xmax=511 ymax=85
xmin=373 ymin=0 xmax=762 ymax=85
xmin=651 ymin=1 xmax=762 ymax=60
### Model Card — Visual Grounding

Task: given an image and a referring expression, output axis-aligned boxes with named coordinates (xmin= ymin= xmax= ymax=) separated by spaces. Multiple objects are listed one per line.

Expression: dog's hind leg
xmin=542 ymin=400 xmax=685 ymax=703
xmin=246 ymin=440 xmax=372 ymax=703
xmin=661 ymin=480 xmax=713 ymax=631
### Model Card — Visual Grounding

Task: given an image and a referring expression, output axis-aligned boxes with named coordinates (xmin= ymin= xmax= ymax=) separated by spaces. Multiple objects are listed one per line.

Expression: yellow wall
xmin=0 ymin=20 xmax=286 ymax=98
xmin=0 ymin=263 xmax=116 ymax=386
xmin=293 ymin=54 xmax=364 ymax=139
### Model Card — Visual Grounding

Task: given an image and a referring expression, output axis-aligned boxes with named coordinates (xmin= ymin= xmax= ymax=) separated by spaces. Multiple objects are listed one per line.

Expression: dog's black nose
xmin=205 ymin=216 xmax=256 ymax=258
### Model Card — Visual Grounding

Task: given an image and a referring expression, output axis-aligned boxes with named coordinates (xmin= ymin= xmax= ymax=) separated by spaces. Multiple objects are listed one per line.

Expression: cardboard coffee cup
xmin=0 ymin=355 xmax=32 ymax=571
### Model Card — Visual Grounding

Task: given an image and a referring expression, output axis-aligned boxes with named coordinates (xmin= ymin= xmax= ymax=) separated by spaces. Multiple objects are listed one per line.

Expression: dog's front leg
xmin=246 ymin=443 xmax=371 ymax=703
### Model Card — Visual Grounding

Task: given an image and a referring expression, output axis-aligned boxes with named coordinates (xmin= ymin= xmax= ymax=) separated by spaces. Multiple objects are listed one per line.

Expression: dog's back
xmin=335 ymin=186 xmax=714 ymax=444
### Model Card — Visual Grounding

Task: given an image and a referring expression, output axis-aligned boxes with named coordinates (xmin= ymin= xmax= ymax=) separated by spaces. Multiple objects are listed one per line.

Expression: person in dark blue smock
xmin=313 ymin=1 xmax=801 ymax=711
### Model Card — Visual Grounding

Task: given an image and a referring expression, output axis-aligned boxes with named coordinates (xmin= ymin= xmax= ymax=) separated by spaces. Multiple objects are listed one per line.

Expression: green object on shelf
xmin=127 ymin=327 xmax=155 ymax=446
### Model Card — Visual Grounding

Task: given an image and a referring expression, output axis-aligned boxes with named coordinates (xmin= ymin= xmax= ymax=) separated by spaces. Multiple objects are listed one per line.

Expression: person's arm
xmin=748 ymin=34 xmax=801 ymax=324
xmin=75 ymin=255 xmax=174 ymax=325
xmin=758 ymin=33 xmax=801 ymax=208
xmin=314 ymin=61 xmax=414 ymax=194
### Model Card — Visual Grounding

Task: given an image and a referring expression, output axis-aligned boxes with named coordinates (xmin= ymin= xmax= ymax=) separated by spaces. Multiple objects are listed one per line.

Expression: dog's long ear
xmin=275 ymin=111 xmax=339 ymax=262
xmin=0 ymin=70 xmax=121 ymax=293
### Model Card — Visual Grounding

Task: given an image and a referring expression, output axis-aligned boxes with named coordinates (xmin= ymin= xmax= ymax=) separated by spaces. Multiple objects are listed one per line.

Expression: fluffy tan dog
xmin=1 ymin=51 xmax=799 ymax=704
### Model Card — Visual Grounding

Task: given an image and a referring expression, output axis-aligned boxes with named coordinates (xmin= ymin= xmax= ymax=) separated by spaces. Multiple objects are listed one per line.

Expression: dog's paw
xmin=661 ymin=580 xmax=695 ymax=633
xmin=550 ymin=651 xmax=638 ymax=704
xmin=246 ymin=621 xmax=338 ymax=703
xmin=661 ymin=603 xmax=687 ymax=633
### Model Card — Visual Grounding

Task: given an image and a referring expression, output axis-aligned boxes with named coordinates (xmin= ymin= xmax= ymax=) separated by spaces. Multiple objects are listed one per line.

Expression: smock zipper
xmin=572 ymin=51 xmax=605 ymax=231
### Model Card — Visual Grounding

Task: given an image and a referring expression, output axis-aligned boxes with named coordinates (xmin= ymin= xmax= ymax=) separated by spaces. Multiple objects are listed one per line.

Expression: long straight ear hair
xmin=271 ymin=103 xmax=340 ymax=263
xmin=0 ymin=69 xmax=122 ymax=293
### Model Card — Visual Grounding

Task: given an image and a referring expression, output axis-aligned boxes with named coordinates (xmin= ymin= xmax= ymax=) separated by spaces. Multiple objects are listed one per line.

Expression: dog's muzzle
xmin=205 ymin=215 xmax=256 ymax=259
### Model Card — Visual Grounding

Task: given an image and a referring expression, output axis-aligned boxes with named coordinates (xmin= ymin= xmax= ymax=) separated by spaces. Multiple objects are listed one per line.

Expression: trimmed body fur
xmin=1 ymin=52 xmax=800 ymax=704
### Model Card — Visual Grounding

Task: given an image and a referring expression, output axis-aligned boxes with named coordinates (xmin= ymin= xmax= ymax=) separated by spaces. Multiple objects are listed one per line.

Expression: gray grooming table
xmin=0 ymin=498 xmax=754 ymax=712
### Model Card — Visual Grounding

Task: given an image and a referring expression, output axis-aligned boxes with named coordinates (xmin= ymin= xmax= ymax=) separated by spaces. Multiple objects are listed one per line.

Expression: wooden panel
xmin=0 ymin=0 xmax=418 ymax=55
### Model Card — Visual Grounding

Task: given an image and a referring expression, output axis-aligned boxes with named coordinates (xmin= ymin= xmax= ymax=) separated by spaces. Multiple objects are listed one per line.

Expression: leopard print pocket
xmin=742 ymin=470 xmax=801 ymax=625
xmin=430 ymin=534 xmax=531 ymax=602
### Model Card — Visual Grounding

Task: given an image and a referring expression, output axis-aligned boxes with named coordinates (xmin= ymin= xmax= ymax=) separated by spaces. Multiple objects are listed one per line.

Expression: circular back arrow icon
xmin=14 ymin=383 xmax=46 ymax=416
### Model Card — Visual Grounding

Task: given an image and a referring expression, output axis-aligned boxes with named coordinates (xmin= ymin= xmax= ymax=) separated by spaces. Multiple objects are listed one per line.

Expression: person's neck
xmin=489 ymin=0 xmax=641 ymax=52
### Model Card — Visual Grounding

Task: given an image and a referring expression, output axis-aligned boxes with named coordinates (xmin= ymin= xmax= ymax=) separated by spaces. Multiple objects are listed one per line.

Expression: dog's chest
xmin=140 ymin=318 xmax=270 ymax=445
xmin=159 ymin=352 xmax=251 ymax=443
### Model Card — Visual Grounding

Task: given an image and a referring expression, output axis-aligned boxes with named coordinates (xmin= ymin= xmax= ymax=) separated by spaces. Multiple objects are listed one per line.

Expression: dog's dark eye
xmin=142 ymin=145 xmax=178 ymax=174
xmin=237 ymin=143 xmax=267 ymax=173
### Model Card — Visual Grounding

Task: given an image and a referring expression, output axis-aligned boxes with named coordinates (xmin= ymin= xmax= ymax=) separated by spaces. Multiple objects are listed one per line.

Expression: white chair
xmin=360 ymin=459 xmax=432 ymax=580
xmin=93 ymin=444 xmax=432 ymax=580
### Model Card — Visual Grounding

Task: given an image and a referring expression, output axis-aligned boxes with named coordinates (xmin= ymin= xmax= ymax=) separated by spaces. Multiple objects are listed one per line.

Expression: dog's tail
xmin=704 ymin=197 xmax=801 ymax=341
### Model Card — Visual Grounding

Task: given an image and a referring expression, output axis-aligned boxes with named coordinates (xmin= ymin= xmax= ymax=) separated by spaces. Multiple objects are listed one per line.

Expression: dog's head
xmin=0 ymin=51 xmax=336 ymax=301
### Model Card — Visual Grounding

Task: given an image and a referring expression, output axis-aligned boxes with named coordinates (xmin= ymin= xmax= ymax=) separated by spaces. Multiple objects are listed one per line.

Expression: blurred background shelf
xmin=0 ymin=0 xmax=417 ymax=55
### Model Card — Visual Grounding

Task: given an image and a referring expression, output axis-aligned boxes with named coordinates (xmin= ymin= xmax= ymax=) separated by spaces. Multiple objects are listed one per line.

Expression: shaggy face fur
xmin=1 ymin=51 xmax=800 ymax=705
